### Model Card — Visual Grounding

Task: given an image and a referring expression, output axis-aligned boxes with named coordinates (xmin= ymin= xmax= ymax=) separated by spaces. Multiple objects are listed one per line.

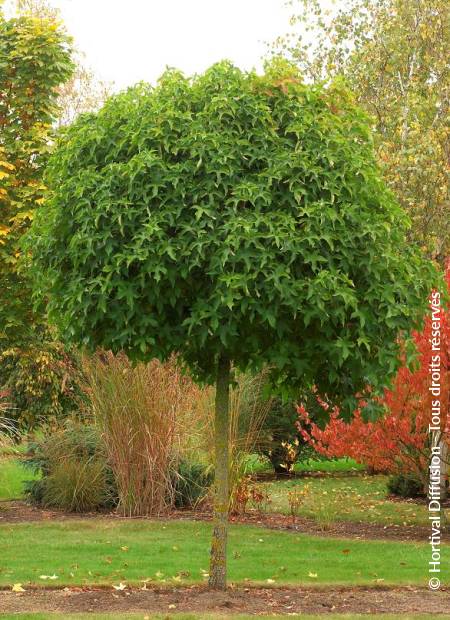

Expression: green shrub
xmin=24 ymin=422 xmax=117 ymax=512
xmin=172 ymin=461 xmax=213 ymax=508
xmin=0 ymin=340 xmax=86 ymax=431
xmin=387 ymin=473 xmax=424 ymax=498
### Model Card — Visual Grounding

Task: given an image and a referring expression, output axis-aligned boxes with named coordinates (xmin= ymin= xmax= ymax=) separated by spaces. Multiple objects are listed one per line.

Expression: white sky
xmin=26 ymin=0 xmax=295 ymax=91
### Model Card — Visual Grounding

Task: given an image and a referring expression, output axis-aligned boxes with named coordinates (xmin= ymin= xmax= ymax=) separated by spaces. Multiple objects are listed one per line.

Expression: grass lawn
xmin=0 ymin=458 xmax=36 ymax=501
xmin=0 ymin=455 xmax=441 ymax=528
xmin=0 ymin=519 xmax=438 ymax=588
xmin=260 ymin=474 xmax=435 ymax=527
xmin=294 ymin=458 xmax=365 ymax=474
xmin=246 ymin=455 xmax=365 ymax=475
xmin=245 ymin=456 xmax=435 ymax=528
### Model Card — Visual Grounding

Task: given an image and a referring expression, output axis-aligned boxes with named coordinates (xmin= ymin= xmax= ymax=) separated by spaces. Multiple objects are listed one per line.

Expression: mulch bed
xmin=1 ymin=585 xmax=449 ymax=615
xmin=0 ymin=500 xmax=447 ymax=543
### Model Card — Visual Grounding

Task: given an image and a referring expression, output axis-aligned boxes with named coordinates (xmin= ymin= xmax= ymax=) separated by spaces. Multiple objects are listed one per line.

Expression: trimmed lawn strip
xmin=0 ymin=519 xmax=438 ymax=587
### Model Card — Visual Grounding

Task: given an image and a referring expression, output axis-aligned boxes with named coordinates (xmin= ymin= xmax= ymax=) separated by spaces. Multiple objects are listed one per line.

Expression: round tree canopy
xmin=27 ymin=60 xmax=434 ymax=396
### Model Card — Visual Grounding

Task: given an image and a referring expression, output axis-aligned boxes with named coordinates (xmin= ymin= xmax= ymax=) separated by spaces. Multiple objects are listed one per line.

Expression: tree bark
xmin=209 ymin=353 xmax=231 ymax=590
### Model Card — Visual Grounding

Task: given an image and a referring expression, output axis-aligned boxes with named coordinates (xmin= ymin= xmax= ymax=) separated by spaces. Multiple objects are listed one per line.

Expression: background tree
xmin=26 ymin=60 xmax=435 ymax=588
xmin=0 ymin=0 xmax=111 ymax=428
xmin=14 ymin=0 xmax=111 ymax=128
xmin=0 ymin=3 xmax=73 ymax=345
xmin=273 ymin=0 xmax=449 ymax=259
xmin=56 ymin=54 xmax=111 ymax=128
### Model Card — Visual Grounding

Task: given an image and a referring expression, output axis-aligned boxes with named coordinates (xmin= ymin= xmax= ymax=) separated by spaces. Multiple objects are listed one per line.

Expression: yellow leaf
xmin=11 ymin=211 xmax=34 ymax=223
xmin=0 ymin=160 xmax=15 ymax=171
xmin=12 ymin=583 xmax=25 ymax=592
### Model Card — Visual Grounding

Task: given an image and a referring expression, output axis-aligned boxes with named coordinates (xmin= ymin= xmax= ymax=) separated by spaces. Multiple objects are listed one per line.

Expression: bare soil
xmin=1 ymin=500 xmax=447 ymax=543
xmin=1 ymin=585 xmax=449 ymax=615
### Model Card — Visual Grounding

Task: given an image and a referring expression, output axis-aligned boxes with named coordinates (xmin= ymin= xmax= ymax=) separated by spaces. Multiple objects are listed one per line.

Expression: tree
xmin=297 ymin=265 xmax=450 ymax=493
xmin=0 ymin=0 xmax=111 ymax=430
xmin=26 ymin=60 xmax=436 ymax=588
xmin=0 ymin=3 xmax=73 ymax=345
xmin=56 ymin=54 xmax=111 ymax=128
xmin=273 ymin=0 xmax=450 ymax=260
xmin=14 ymin=0 xmax=57 ymax=18
xmin=13 ymin=0 xmax=112 ymax=127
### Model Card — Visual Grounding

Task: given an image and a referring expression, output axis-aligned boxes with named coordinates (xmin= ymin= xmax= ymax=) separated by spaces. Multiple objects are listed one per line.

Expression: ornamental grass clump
xmin=0 ymin=396 xmax=18 ymax=445
xmin=24 ymin=422 xmax=115 ymax=512
xmin=83 ymin=352 xmax=200 ymax=516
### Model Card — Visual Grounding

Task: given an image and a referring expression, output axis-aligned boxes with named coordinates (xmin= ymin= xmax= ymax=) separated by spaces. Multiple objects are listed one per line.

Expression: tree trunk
xmin=209 ymin=353 xmax=231 ymax=590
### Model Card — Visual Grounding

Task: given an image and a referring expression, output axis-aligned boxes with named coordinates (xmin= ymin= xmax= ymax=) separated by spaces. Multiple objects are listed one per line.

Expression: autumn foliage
xmin=297 ymin=267 xmax=450 ymax=487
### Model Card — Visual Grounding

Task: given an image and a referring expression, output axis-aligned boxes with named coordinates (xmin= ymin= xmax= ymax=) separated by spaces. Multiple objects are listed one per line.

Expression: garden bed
xmin=1 ymin=585 xmax=449 ymax=615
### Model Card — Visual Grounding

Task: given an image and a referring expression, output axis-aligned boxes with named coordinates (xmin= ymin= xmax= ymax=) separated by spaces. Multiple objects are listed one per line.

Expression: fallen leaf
xmin=113 ymin=582 xmax=127 ymax=591
xmin=308 ymin=572 xmax=318 ymax=578
xmin=12 ymin=583 xmax=25 ymax=592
